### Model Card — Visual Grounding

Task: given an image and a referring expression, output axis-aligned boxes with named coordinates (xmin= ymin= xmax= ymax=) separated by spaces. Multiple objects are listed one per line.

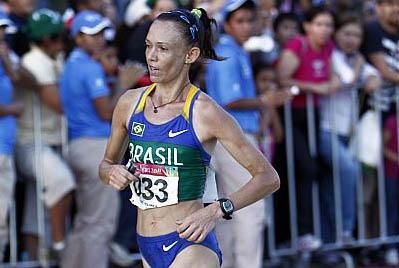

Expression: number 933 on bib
xmin=129 ymin=163 xmax=179 ymax=209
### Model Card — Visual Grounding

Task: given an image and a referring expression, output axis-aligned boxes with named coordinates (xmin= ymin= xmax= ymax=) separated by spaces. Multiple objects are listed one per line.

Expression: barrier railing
xmin=267 ymin=87 xmax=399 ymax=266
xmin=4 ymin=92 xmax=59 ymax=268
xmin=3 ymin=88 xmax=399 ymax=267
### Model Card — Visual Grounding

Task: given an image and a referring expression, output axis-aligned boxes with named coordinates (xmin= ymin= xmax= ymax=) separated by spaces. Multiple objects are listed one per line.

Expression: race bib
xmin=129 ymin=163 xmax=179 ymax=210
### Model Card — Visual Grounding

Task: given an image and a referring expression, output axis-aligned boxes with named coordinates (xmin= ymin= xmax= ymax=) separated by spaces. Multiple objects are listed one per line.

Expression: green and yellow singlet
xmin=126 ymin=84 xmax=210 ymax=210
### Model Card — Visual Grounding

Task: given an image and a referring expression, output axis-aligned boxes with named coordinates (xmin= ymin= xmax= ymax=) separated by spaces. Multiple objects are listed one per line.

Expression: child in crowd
xmin=97 ymin=44 xmax=147 ymax=91
xmin=96 ymin=43 xmax=146 ymax=267
xmin=253 ymin=60 xmax=291 ymax=161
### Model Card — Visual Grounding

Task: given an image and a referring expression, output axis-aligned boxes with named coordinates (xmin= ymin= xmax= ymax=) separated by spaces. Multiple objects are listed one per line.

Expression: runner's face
xmin=145 ymin=20 xmax=189 ymax=83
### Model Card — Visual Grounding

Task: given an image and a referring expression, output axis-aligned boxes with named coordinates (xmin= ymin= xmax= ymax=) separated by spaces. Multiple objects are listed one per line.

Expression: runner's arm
xmin=176 ymin=96 xmax=279 ymax=243
xmin=99 ymin=90 xmax=139 ymax=188
xmin=207 ymin=101 xmax=280 ymax=211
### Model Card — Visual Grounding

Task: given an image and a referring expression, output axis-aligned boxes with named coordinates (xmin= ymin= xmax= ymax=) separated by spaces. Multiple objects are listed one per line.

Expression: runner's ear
xmin=185 ymin=46 xmax=200 ymax=64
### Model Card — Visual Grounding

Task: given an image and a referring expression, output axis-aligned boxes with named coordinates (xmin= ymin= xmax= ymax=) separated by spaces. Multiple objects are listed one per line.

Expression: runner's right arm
xmin=99 ymin=89 xmax=142 ymax=188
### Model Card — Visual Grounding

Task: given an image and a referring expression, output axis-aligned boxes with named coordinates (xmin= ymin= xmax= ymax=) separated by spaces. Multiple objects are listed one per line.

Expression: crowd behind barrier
xmin=0 ymin=0 xmax=398 ymax=267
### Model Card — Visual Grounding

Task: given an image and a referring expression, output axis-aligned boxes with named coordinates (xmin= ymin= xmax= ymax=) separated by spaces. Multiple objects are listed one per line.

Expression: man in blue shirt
xmin=205 ymin=1 xmax=271 ymax=267
xmin=59 ymin=10 xmax=136 ymax=268
xmin=0 ymin=11 xmax=23 ymax=263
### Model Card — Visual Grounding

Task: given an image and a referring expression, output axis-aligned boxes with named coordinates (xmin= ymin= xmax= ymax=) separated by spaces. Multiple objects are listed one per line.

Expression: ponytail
xmin=194 ymin=8 xmax=223 ymax=61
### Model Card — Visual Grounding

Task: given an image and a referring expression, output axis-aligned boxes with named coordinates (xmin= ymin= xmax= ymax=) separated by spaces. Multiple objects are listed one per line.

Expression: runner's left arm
xmin=176 ymin=94 xmax=280 ymax=243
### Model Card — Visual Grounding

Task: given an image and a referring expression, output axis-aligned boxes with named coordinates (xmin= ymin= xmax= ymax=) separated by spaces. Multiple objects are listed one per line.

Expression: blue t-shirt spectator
xmin=60 ymin=48 xmax=111 ymax=140
xmin=0 ymin=61 xmax=16 ymax=155
xmin=205 ymin=34 xmax=259 ymax=133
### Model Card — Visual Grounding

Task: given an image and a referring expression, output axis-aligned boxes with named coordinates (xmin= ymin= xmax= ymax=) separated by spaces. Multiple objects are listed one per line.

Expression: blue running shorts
xmin=136 ymin=230 xmax=222 ymax=268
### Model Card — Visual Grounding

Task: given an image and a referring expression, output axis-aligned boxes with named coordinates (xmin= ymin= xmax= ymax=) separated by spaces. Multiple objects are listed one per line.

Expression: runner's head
xmin=145 ymin=8 xmax=221 ymax=82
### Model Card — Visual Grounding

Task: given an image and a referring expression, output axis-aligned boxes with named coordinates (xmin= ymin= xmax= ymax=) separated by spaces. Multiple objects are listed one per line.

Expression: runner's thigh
xmin=170 ymin=245 xmax=220 ymax=268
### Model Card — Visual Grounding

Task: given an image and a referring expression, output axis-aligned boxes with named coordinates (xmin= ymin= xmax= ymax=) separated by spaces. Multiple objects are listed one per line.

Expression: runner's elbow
xmin=271 ymin=172 xmax=280 ymax=192
xmin=262 ymin=168 xmax=280 ymax=195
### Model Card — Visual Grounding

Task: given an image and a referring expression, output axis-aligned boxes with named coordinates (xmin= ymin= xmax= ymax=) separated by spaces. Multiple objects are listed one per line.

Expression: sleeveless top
xmin=127 ymin=83 xmax=211 ymax=210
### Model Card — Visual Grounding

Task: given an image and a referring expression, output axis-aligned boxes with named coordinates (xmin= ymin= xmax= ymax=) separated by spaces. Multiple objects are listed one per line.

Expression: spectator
xmin=318 ymin=14 xmax=380 ymax=243
xmin=361 ymin=0 xmax=399 ymax=115
xmin=193 ymin=0 xmax=225 ymax=18
xmin=2 ymin=3 xmax=43 ymax=259
xmin=269 ymin=11 xmax=301 ymax=247
xmin=255 ymin=12 xmax=301 ymax=65
xmin=362 ymin=0 xmax=377 ymax=23
xmin=362 ymin=2 xmax=399 ymax=252
xmin=96 ymin=43 xmax=146 ymax=267
xmin=69 ymin=0 xmax=103 ymax=13
xmin=59 ymin=10 xmax=138 ymax=268
xmin=2 ymin=0 xmax=41 ymax=91
xmin=252 ymin=60 xmax=291 ymax=160
xmin=383 ymin=113 xmax=399 ymax=265
xmin=277 ymin=0 xmax=311 ymax=15
xmin=205 ymin=1 xmax=275 ymax=267
xmin=254 ymin=0 xmax=278 ymax=36
xmin=123 ymin=0 xmax=151 ymax=28
xmin=273 ymin=12 xmax=301 ymax=53
xmin=102 ymin=0 xmax=118 ymax=24
xmin=0 ymin=10 xmax=23 ymax=263
xmin=4 ymin=0 xmax=36 ymax=57
xmin=276 ymin=5 xmax=339 ymax=250
xmin=13 ymin=8 xmax=75 ymax=259
xmin=121 ymin=0 xmax=177 ymax=64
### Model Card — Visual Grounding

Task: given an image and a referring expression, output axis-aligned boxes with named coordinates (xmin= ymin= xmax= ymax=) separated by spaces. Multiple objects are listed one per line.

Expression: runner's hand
xmin=107 ymin=165 xmax=139 ymax=190
xmin=176 ymin=203 xmax=222 ymax=243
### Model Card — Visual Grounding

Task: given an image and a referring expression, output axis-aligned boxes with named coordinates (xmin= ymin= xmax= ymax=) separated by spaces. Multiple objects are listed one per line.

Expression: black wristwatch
xmin=218 ymin=198 xmax=234 ymax=220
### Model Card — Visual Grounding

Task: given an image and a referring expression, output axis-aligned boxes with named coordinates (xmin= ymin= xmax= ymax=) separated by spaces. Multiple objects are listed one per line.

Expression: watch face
xmin=222 ymin=200 xmax=234 ymax=213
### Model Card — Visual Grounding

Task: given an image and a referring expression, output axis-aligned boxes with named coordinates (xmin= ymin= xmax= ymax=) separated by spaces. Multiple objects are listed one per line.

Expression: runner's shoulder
xmin=117 ymin=86 xmax=148 ymax=110
xmin=195 ymin=91 xmax=230 ymax=123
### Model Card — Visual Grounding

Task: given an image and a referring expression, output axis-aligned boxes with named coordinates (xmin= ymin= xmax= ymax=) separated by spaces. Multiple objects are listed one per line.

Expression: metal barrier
xmin=267 ymin=87 xmax=399 ymax=266
xmin=4 ymin=93 xmax=55 ymax=267
xmin=2 ymin=83 xmax=398 ymax=268
xmin=2 ymin=92 xmax=144 ymax=268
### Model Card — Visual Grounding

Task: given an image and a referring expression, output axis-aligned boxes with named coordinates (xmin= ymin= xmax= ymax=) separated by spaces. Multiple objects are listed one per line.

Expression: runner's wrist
xmin=210 ymin=201 xmax=224 ymax=220
xmin=105 ymin=166 xmax=114 ymax=185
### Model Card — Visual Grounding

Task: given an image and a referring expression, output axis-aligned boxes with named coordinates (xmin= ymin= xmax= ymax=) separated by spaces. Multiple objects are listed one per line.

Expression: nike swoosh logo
xmin=162 ymin=240 xmax=178 ymax=252
xmin=168 ymin=129 xmax=188 ymax=138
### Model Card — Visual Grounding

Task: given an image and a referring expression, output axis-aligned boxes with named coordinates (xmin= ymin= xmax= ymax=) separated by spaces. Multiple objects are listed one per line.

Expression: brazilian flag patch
xmin=132 ymin=122 xmax=145 ymax=137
